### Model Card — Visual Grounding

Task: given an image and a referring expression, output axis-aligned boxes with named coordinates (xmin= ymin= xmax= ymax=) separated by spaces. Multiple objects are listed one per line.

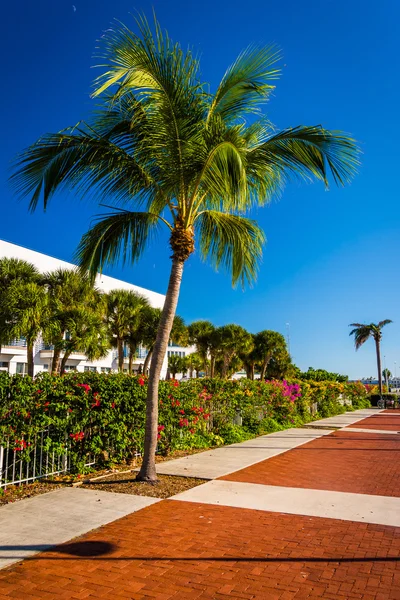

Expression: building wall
xmin=0 ymin=240 xmax=192 ymax=378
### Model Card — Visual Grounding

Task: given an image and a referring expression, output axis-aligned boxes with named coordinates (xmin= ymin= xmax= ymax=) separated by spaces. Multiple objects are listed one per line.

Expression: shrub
xmin=0 ymin=372 xmax=368 ymax=473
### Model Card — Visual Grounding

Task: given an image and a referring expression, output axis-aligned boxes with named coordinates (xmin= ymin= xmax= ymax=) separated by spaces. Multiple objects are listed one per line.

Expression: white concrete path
xmin=345 ymin=427 xmax=400 ymax=435
xmin=0 ymin=487 xmax=159 ymax=569
xmin=172 ymin=480 xmax=400 ymax=528
xmin=305 ymin=408 xmax=380 ymax=429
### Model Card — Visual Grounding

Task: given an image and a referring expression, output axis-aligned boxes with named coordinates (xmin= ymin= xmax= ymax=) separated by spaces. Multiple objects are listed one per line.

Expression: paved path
xmin=0 ymin=488 xmax=159 ymax=569
xmin=1 ymin=407 xmax=400 ymax=599
xmin=155 ymin=409 xmax=376 ymax=480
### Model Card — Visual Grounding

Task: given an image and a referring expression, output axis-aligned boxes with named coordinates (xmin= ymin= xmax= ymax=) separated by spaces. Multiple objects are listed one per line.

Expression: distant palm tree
xmin=106 ymin=290 xmax=149 ymax=372
xmin=0 ymin=258 xmax=41 ymax=352
xmin=213 ymin=324 xmax=252 ymax=378
xmin=349 ymin=320 xmax=393 ymax=395
xmin=59 ymin=308 xmax=109 ymax=373
xmin=0 ymin=280 xmax=48 ymax=376
xmin=43 ymin=269 xmax=103 ymax=374
xmin=188 ymin=321 xmax=215 ymax=375
xmin=11 ymin=15 xmax=359 ymax=481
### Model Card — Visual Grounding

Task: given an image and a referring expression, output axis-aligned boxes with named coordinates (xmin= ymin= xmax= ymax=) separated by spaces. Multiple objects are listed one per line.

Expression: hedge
xmin=0 ymin=372 xmax=370 ymax=472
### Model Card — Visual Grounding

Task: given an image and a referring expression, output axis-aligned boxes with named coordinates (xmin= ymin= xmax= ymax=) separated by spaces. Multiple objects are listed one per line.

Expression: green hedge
xmin=0 ymin=373 xmax=370 ymax=472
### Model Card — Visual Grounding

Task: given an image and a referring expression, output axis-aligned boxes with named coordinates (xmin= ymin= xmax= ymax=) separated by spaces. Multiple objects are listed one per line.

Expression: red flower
xmin=179 ymin=409 xmax=185 ymax=414
xmin=91 ymin=392 xmax=101 ymax=408
xmin=36 ymin=390 xmax=42 ymax=395
xmin=179 ymin=418 xmax=189 ymax=428
xmin=172 ymin=380 xmax=179 ymax=388
xmin=138 ymin=377 xmax=145 ymax=386
xmin=68 ymin=408 xmax=73 ymax=413
xmin=189 ymin=428 xmax=195 ymax=434
xmin=157 ymin=425 xmax=165 ymax=432
xmin=157 ymin=434 xmax=161 ymax=440
xmin=111 ymin=402 xmax=116 ymax=409
xmin=76 ymin=383 xmax=91 ymax=393
xmin=69 ymin=431 xmax=84 ymax=442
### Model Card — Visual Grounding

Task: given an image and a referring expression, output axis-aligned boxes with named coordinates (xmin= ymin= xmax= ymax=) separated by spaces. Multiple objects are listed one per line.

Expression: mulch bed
xmin=82 ymin=472 xmax=207 ymax=498
xmin=0 ymin=480 xmax=65 ymax=507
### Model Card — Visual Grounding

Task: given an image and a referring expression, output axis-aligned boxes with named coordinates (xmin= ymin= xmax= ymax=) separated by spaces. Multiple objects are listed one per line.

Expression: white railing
xmin=0 ymin=430 xmax=95 ymax=488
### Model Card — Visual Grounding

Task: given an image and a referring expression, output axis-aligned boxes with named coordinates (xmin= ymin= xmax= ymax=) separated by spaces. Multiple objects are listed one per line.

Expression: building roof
xmin=0 ymin=239 xmax=165 ymax=309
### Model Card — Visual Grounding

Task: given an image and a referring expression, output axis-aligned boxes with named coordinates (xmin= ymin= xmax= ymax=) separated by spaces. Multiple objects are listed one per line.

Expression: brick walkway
xmin=1 ymin=411 xmax=400 ymax=600
xmin=221 ymin=430 xmax=400 ymax=497
xmin=1 ymin=500 xmax=400 ymax=600
xmin=346 ymin=413 xmax=400 ymax=432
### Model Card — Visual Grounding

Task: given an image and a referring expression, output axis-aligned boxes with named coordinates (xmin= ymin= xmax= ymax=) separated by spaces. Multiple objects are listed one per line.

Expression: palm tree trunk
xmin=128 ymin=351 xmax=134 ymax=374
xmin=137 ymin=258 xmax=184 ymax=482
xmin=260 ymin=354 xmax=272 ymax=380
xmin=251 ymin=363 xmax=255 ymax=381
xmin=27 ymin=343 xmax=34 ymax=378
xmin=210 ymin=355 xmax=215 ymax=378
xmin=51 ymin=347 xmax=62 ymax=375
xmin=60 ymin=352 xmax=71 ymax=373
xmin=117 ymin=338 xmax=124 ymax=372
xmin=375 ymin=337 xmax=383 ymax=396
xmin=143 ymin=349 xmax=152 ymax=375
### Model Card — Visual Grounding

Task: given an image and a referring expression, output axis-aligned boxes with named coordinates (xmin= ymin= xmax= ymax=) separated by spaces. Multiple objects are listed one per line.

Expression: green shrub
xmin=0 ymin=372 xmax=368 ymax=472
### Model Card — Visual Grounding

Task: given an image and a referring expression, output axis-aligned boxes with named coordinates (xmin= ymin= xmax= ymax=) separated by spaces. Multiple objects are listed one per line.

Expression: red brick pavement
xmin=221 ymin=430 xmax=400 ymax=497
xmin=346 ymin=413 xmax=400 ymax=432
xmin=1 ymin=500 xmax=400 ymax=600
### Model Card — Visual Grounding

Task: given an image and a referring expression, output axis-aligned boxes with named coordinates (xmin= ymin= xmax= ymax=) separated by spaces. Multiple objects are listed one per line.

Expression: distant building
xmin=0 ymin=239 xmax=192 ymax=377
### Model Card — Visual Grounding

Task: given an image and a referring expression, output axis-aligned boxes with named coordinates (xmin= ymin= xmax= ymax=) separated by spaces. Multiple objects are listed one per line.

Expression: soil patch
xmin=82 ymin=472 xmax=207 ymax=498
xmin=0 ymin=480 xmax=64 ymax=507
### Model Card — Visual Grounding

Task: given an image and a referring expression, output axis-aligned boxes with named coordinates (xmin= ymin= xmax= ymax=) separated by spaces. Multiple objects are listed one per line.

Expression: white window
xmin=101 ymin=367 xmax=111 ymax=373
xmin=64 ymin=365 xmax=77 ymax=372
xmin=16 ymin=363 xmax=28 ymax=375
xmin=84 ymin=366 xmax=97 ymax=373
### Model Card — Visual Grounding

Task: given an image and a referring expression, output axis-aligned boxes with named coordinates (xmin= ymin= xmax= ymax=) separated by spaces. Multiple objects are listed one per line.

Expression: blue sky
xmin=1 ymin=0 xmax=399 ymax=379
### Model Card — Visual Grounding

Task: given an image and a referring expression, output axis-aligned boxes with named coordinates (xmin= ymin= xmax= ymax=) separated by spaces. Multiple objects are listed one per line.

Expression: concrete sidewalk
xmin=0 ymin=487 xmax=159 ymax=569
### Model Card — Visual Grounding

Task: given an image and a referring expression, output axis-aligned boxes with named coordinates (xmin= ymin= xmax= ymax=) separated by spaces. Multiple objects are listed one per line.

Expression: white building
xmin=0 ymin=239 xmax=192 ymax=378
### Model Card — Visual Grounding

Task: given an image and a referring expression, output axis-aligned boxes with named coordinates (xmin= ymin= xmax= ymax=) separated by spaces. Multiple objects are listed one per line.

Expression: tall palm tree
xmin=11 ymin=15 xmax=359 ymax=481
xmin=43 ymin=268 xmax=103 ymax=374
xmin=106 ymin=289 xmax=149 ymax=371
xmin=349 ymin=320 xmax=392 ymax=396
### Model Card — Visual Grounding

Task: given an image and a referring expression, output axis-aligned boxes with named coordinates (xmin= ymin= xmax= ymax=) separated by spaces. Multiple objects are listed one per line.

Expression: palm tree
xmin=0 ymin=258 xmax=41 ymax=351
xmin=349 ymin=320 xmax=392 ymax=396
xmin=43 ymin=269 xmax=103 ymax=374
xmin=59 ymin=307 xmax=110 ymax=373
xmin=11 ymin=15 xmax=359 ymax=481
xmin=213 ymin=324 xmax=253 ymax=378
xmin=141 ymin=309 xmax=186 ymax=375
xmin=0 ymin=280 xmax=48 ymax=376
xmin=188 ymin=321 xmax=215 ymax=375
xmin=168 ymin=354 xmax=186 ymax=379
xmin=186 ymin=351 xmax=204 ymax=378
xmin=106 ymin=290 xmax=149 ymax=372
xmin=254 ymin=330 xmax=288 ymax=380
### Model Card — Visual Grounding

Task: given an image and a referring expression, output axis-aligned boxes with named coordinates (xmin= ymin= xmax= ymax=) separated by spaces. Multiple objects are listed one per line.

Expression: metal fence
xmin=0 ymin=429 xmax=95 ymax=488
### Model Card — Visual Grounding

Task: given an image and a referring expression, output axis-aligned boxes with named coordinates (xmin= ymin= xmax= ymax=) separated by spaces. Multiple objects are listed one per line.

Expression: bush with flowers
xmin=0 ymin=372 xmax=370 ymax=473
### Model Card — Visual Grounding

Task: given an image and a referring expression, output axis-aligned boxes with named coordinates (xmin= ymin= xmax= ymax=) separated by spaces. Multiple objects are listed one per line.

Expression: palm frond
xmin=378 ymin=319 xmax=393 ymax=328
xmin=10 ymin=128 xmax=153 ymax=211
xmin=195 ymin=210 xmax=265 ymax=288
xmin=76 ymin=210 xmax=161 ymax=278
xmin=349 ymin=324 xmax=373 ymax=350
xmin=207 ymin=45 xmax=281 ymax=124
xmin=249 ymin=125 xmax=360 ymax=191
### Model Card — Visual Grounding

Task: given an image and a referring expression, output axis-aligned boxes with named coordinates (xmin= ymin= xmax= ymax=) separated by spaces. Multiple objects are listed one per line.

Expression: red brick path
xmin=347 ymin=414 xmax=400 ymax=432
xmin=1 ymin=500 xmax=400 ymax=600
xmin=221 ymin=430 xmax=400 ymax=497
